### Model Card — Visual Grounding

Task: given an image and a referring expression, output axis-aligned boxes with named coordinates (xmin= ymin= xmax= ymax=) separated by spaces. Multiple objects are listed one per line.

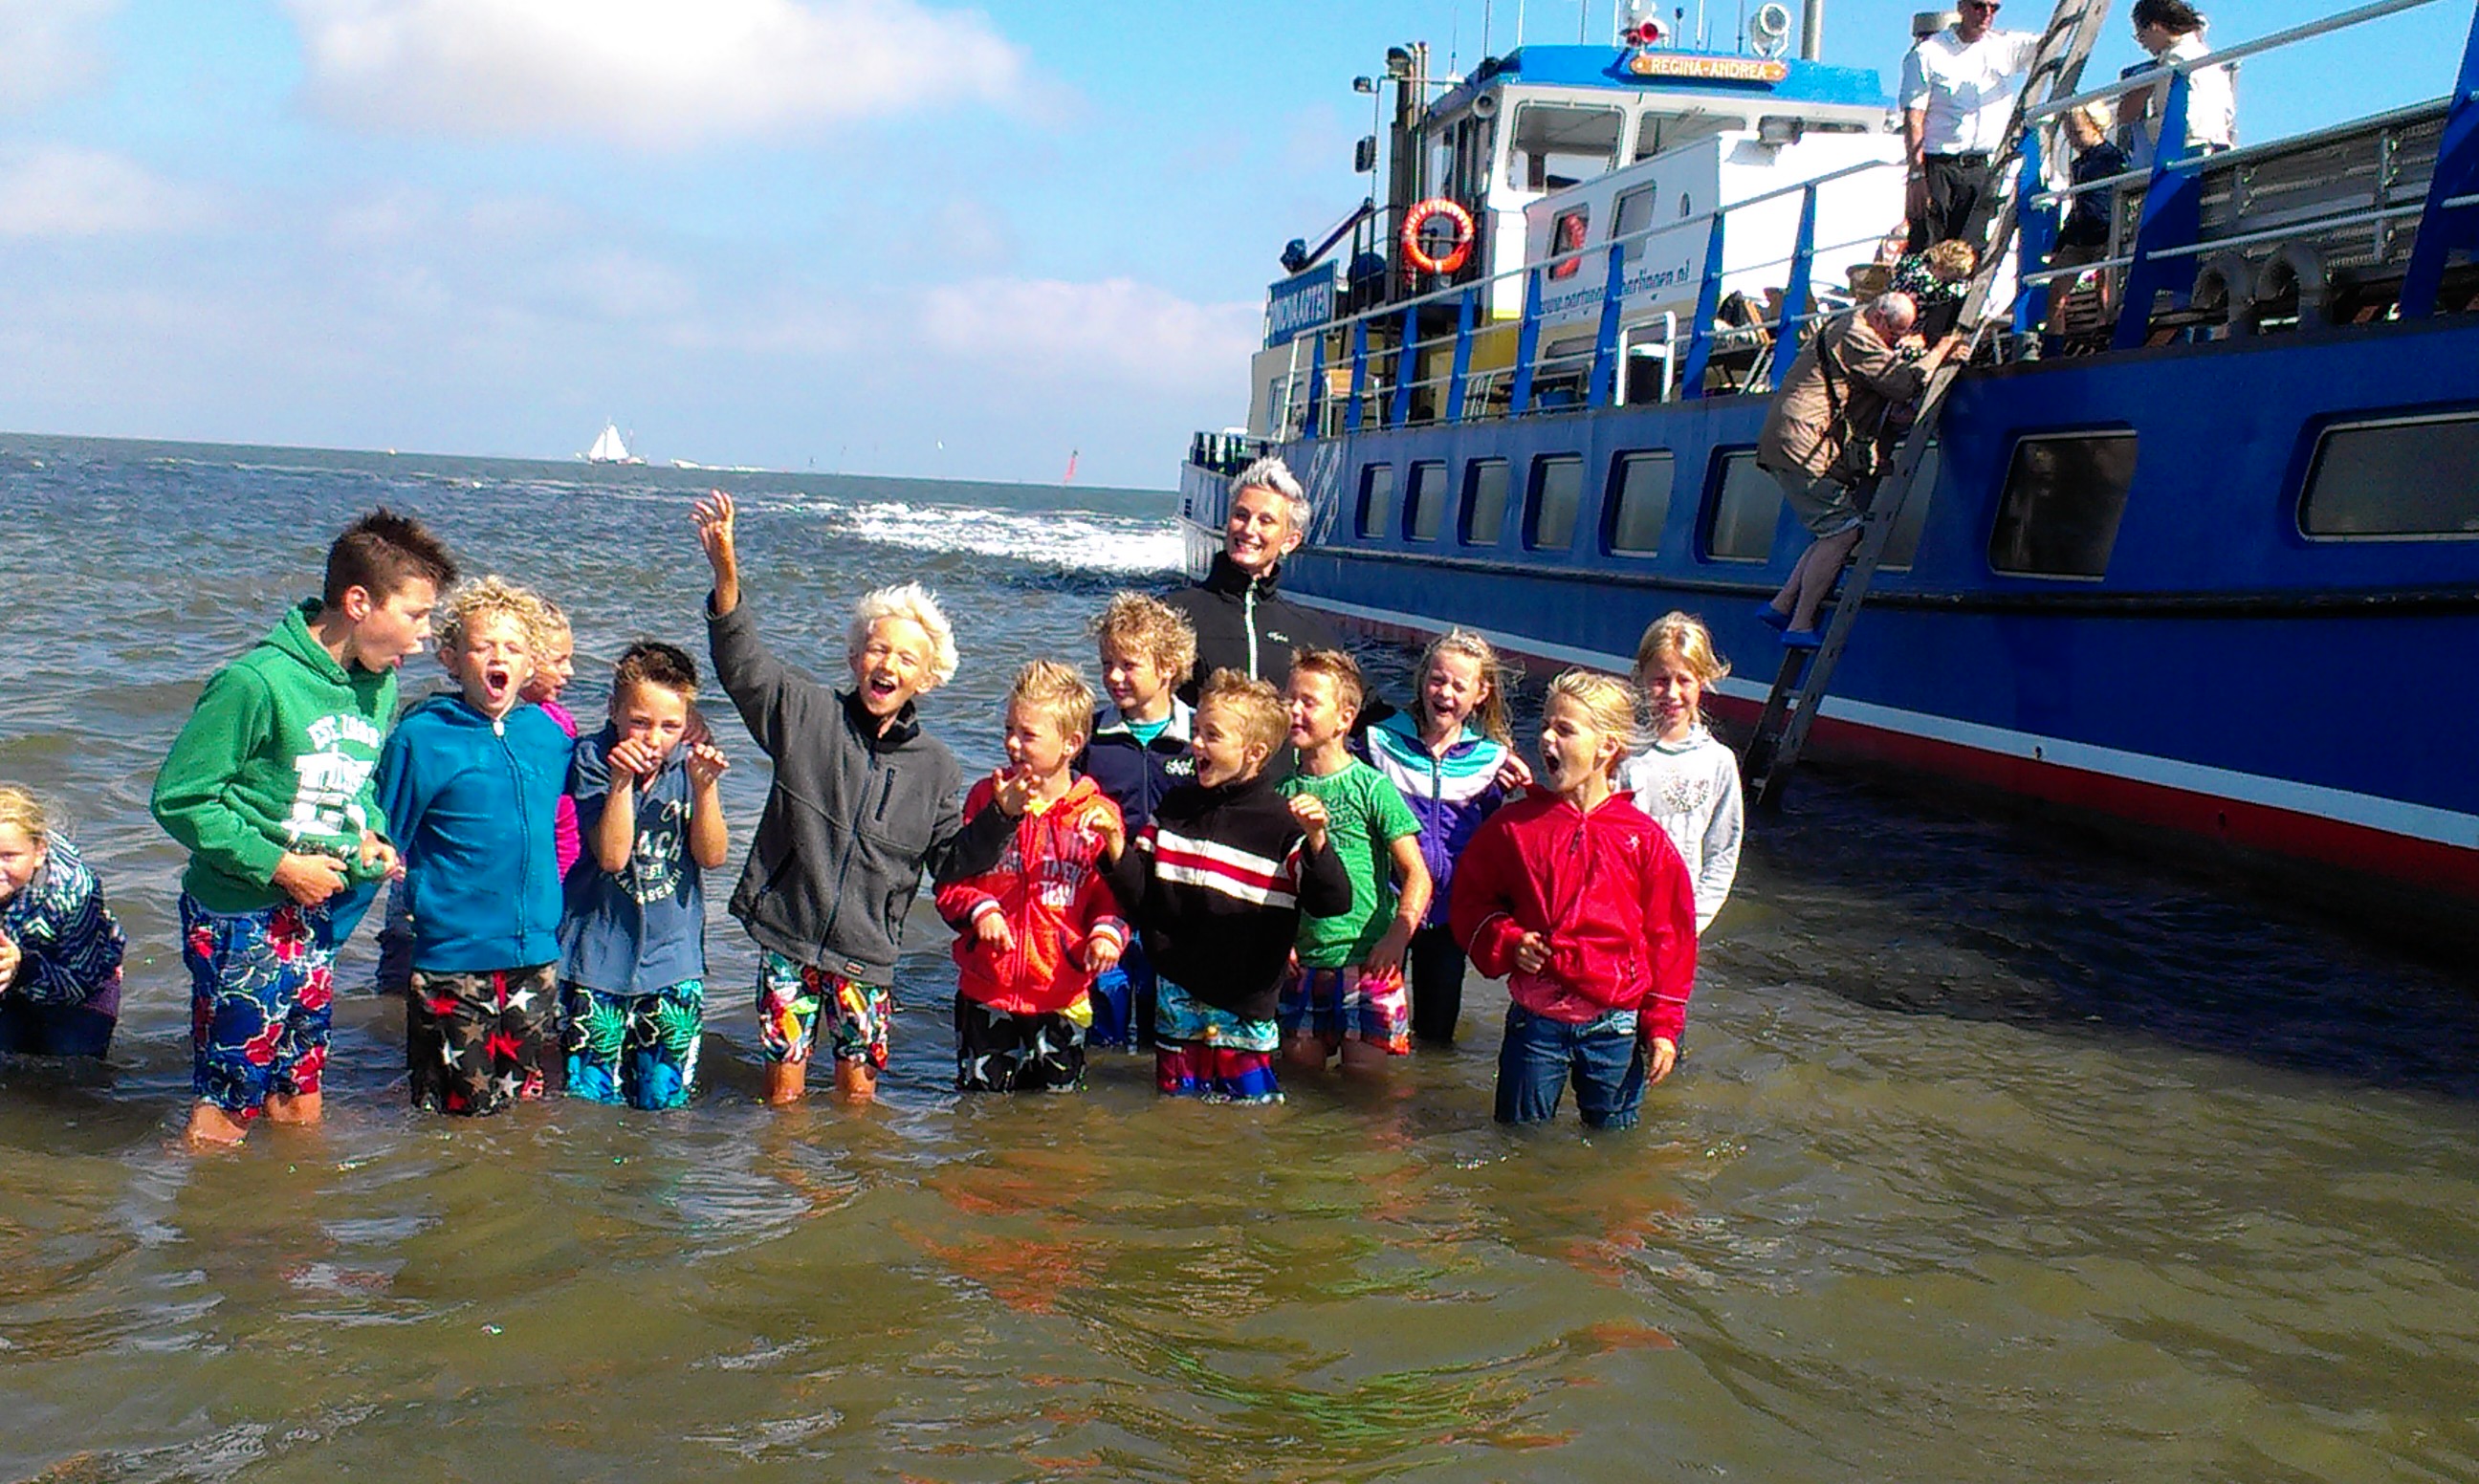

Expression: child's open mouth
xmin=483 ymin=665 xmax=513 ymax=701
xmin=865 ymin=674 xmax=901 ymax=706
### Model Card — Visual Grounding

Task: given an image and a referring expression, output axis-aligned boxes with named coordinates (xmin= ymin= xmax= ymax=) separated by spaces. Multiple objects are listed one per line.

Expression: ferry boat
xmin=1175 ymin=0 xmax=2479 ymax=922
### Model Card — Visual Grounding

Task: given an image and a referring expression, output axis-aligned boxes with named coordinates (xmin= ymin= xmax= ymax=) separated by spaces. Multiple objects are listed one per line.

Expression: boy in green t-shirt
xmin=1277 ymin=650 xmax=1431 ymax=1073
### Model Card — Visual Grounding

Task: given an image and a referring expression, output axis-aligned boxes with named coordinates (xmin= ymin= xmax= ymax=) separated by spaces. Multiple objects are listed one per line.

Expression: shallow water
xmin=1 ymin=435 xmax=2474 ymax=1482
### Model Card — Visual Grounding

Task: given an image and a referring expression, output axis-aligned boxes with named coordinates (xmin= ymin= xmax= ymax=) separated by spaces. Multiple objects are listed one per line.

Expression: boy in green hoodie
xmin=152 ymin=509 xmax=458 ymax=1147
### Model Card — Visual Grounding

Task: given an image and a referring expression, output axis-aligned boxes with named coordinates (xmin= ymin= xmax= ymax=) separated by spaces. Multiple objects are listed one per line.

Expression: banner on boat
xmin=1265 ymin=268 xmax=1337 ymax=348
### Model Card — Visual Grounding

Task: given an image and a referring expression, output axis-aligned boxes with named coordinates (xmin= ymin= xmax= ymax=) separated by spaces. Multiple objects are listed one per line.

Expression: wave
xmin=790 ymin=497 xmax=1183 ymax=576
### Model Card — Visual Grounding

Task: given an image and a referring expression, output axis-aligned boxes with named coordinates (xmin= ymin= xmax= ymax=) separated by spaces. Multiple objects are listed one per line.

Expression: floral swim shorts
xmin=757 ymin=950 xmax=892 ymax=1069
xmin=182 ymin=895 xmax=342 ymax=1119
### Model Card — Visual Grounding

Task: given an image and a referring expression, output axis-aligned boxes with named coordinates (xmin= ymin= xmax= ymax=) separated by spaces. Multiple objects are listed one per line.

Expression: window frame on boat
xmin=1985 ymin=429 xmax=2140 ymax=581
xmin=1524 ymin=453 xmax=1586 ymax=553
xmin=1604 ymin=449 xmax=1678 ymax=557
xmin=1699 ymin=449 xmax=1783 ymax=564
xmin=1355 ymin=463 xmax=1395 ymax=541
xmin=2295 ymin=410 xmax=2479 ymax=542
xmin=1460 ymin=458 xmax=1512 ymax=547
xmin=1403 ymin=460 xmax=1450 ymax=542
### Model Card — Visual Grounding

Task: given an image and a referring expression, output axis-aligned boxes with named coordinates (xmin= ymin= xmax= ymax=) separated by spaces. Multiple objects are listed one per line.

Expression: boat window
xmin=1404 ymin=461 xmax=1449 ymax=541
xmin=1547 ymin=207 xmax=1591 ymax=281
xmin=1702 ymin=451 xmax=1782 ymax=561
xmin=1613 ymin=186 xmax=1660 ymax=267
xmin=1986 ymin=432 xmax=2139 ymax=578
xmin=1880 ymin=441 xmax=1939 ymax=570
xmin=1633 ymin=111 xmax=1741 ymax=162
xmin=1525 ymin=454 xmax=1584 ymax=551
xmin=2299 ymin=412 xmax=2479 ymax=538
xmin=1512 ymin=103 xmax=1623 ymax=191
xmin=1462 ymin=459 xmax=1511 ymax=545
xmin=1606 ymin=451 xmax=1676 ymax=556
xmin=1356 ymin=464 xmax=1395 ymax=540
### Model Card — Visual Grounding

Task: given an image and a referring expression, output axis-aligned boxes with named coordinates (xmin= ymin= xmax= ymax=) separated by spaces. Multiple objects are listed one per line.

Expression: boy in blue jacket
xmin=374 ymin=577 xmax=572 ymax=1116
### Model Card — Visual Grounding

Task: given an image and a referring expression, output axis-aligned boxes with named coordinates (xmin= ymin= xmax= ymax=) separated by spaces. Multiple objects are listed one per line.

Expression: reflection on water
xmin=1 ymin=438 xmax=2475 ymax=1480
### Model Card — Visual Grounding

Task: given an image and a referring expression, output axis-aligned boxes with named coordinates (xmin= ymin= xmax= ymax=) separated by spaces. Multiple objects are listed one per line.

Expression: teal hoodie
xmin=373 ymin=694 xmax=572 ymax=973
xmin=151 ymin=600 xmax=400 ymax=913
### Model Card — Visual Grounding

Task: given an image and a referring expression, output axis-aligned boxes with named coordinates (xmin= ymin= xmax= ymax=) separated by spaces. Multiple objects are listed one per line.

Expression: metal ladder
xmin=1741 ymin=0 xmax=2116 ymax=811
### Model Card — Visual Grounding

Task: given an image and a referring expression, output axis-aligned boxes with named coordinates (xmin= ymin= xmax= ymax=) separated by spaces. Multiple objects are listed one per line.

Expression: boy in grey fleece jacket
xmin=694 ymin=493 xmax=1023 ymax=1105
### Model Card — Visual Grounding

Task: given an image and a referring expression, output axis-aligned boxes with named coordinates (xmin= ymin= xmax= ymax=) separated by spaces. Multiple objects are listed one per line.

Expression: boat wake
xmin=796 ymin=498 xmax=1182 ymax=577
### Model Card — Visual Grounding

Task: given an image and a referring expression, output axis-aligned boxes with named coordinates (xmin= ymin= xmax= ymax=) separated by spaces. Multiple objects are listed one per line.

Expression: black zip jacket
xmin=709 ymin=595 xmax=1011 ymax=981
xmin=1164 ymin=555 xmax=1349 ymax=701
xmin=1072 ymin=699 xmax=1196 ymax=831
xmin=1104 ymin=771 xmax=1352 ymax=1021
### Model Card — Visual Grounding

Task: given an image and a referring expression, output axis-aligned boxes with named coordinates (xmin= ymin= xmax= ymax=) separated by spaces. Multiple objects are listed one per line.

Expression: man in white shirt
xmin=2121 ymin=0 xmax=2235 ymax=165
xmin=1898 ymin=0 xmax=2041 ymax=251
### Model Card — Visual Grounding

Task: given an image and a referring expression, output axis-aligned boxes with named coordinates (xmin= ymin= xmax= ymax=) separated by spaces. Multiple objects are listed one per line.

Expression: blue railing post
xmin=1588 ymin=241 xmax=1630 ymax=407
xmin=1345 ymin=317 xmax=1371 ymax=432
xmin=1389 ymin=302 xmax=1418 ymax=426
xmin=1678 ymin=213 xmax=1729 ymax=400
xmin=2015 ymin=127 xmax=2058 ymax=337
xmin=1779 ymin=184 xmax=1818 ymax=344
xmin=1303 ymin=331 xmax=1327 ymax=441
xmin=1508 ymin=268 xmax=1545 ymax=416
xmin=2400 ymin=5 xmax=2479 ymax=317
xmin=2112 ymin=71 xmax=2203 ymax=351
xmin=1445 ymin=288 xmax=1478 ymax=423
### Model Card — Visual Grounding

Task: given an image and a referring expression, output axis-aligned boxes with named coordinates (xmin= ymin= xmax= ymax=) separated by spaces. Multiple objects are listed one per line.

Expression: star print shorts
xmin=756 ymin=951 xmax=891 ymax=1069
xmin=953 ymin=993 xmax=1087 ymax=1093
xmin=406 ymin=964 xmax=557 ymax=1117
xmin=182 ymin=894 xmax=345 ymax=1119
xmin=562 ymin=978 xmax=704 ymax=1111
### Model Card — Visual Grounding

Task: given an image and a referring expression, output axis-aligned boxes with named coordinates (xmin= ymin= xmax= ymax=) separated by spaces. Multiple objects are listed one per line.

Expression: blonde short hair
xmin=1197 ymin=668 xmax=1289 ymax=766
xmin=1285 ymin=648 xmax=1365 ymax=717
xmin=1545 ymin=669 xmax=1640 ymax=777
xmin=0 ymin=783 xmax=48 ymax=841
xmin=1924 ymin=238 xmax=1980 ymax=281
xmin=1633 ymin=611 xmax=1731 ymax=685
xmin=1092 ymin=591 xmax=1198 ymax=682
xmin=1007 ymin=660 xmax=1095 ymax=743
xmin=436 ymin=575 xmax=554 ymax=655
xmin=848 ymin=581 xmax=959 ymax=690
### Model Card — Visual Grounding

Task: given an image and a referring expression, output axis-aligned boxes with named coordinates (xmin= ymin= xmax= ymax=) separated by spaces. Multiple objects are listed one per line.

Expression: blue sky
xmin=0 ymin=0 xmax=2468 ymax=486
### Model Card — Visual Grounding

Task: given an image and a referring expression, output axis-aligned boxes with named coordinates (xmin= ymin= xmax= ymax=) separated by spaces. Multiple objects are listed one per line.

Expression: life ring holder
xmin=1401 ymin=198 xmax=1477 ymax=275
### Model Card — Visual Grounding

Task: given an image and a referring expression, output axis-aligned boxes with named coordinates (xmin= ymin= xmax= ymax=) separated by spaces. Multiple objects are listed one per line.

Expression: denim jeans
xmin=1493 ymin=1003 xmax=1647 ymax=1128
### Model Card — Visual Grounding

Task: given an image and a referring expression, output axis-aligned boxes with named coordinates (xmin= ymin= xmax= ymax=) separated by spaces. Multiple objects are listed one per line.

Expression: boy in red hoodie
xmin=1450 ymin=670 xmax=1698 ymax=1129
xmin=933 ymin=662 xmax=1129 ymax=1092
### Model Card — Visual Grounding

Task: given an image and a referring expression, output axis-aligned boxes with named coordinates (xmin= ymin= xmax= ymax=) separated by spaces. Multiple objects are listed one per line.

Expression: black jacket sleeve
xmin=1295 ymin=835 xmax=1353 ymax=919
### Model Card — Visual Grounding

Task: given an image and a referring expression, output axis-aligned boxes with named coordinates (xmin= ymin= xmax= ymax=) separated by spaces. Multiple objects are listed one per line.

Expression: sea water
xmin=0 ymin=434 xmax=2474 ymax=1482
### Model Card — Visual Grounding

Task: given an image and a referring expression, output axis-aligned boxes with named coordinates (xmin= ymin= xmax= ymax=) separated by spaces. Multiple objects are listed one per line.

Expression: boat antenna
xmin=1482 ymin=0 xmax=1493 ymax=55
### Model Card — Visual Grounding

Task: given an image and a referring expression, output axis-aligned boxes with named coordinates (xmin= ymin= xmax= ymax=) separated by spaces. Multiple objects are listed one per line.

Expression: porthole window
xmin=1986 ymin=432 xmax=2139 ymax=578
xmin=1462 ymin=459 xmax=1510 ymax=546
xmin=1606 ymin=451 xmax=1676 ymax=556
xmin=2299 ymin=412 xmax=2479 ymax=538
xmin=1525 ymin=454 xmax=1584 ymax=551
xmin=1702 ymin=451 xmax=1782 ymax=562
xmin=1356 ymin=464 xmax=1395 ymax=540
xmin=1404 ymin=461 xmax=1448 ymax=541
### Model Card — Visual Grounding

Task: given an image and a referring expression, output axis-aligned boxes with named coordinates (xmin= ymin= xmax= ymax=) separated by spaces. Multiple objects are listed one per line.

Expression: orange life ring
xmin=1400 ymin=198 xmax=1477 ymax=275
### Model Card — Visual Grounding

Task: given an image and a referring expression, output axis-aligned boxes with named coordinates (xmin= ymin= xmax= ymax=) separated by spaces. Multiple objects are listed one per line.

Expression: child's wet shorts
xmin=953 ymin=993 xmax=1086 ymax=1093
xmin=181 ymin=895 xmax=342 ymax=1119
xmin=757 ymin=951 xmax=891 ymax=1069
xmin=1152 ymin=976 xmax=1282 ymax=1103
xmin=1277 ymin=964 xmax=1412 ymax=1054
xmin=406 ymin=964 xmax=557 ymax=1116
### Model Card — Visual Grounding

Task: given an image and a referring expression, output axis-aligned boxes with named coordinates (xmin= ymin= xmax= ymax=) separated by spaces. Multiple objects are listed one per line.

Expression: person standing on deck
xmin=2120 ymin=0 xmax=2235 ymax=166
xmin=1165 ymin=456 xmax=1346 ymax=705
xmin=1899 ymin=0 xmax=2041 ymax=251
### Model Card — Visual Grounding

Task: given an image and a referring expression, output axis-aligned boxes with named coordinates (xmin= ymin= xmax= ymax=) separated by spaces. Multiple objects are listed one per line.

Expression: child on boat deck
xmin=1357 ymin=628 xmax=1525 ymax=1047
xmin=375 ymin=577 xmax=574 ymax=1117
xmin=153 ymin=508 xmax=454 ymax=1146
xmin=1451 ymin=670 xmax=1699 ymax=1129
xmin=934 ymin=662 xmax=1128 ymax=1093
xmin=559 ymin=642 xmax=732 ymax=1110
xmin=1072 ymin=592 xmax=1197 ymax=1050
xmin=0 ymin=787 xmax=127 ymax=1058
xmin=1619 ymin=613 xmax=1744 ymax=935
xmin=1104 ymin=669 xmax=1351 ymax=1103
xmin=694 ymin=491 xmax=1017 ymax=1107
xmin=1279 ymin=650 xmax=1430 ymax=1073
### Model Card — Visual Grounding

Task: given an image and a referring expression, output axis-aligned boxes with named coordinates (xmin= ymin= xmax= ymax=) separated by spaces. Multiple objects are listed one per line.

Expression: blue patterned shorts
xmin=181 ymin=895 xmax=342 ymax=1118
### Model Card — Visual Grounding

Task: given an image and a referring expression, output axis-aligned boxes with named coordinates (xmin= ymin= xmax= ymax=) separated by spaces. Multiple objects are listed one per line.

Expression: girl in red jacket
xmin=1449 ymin=670 xmax=1699 ymax=1128
xmin=933 ymin=662 xmax=1128 ymax=1093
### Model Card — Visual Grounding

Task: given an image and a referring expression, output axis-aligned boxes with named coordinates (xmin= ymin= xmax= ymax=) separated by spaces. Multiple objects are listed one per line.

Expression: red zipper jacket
xmin=933 ymin=775 xmax=1128 ymax=1015
xmin=1446 ymin=790 xmax=1699 ymax=1041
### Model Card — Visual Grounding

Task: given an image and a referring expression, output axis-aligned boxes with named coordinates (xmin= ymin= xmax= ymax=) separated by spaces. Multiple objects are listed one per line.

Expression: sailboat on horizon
xmin=581 ymin=421 xmax=644 ymax=466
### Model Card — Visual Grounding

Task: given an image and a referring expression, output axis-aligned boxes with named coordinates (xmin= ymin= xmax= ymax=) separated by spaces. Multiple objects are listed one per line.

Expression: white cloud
xmin=0 ymin=145 xmax=207 ymax=237
xmin=0 ymin=0 xmax=121 ymax=114
xmin=288 ymin=0 xmax=1028 ymax=148
xmin=919 ymin=276 xmax=1259 ymax=391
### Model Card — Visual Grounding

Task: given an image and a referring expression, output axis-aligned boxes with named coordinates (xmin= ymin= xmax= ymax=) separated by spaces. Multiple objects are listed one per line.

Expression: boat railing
xmin=1240 ymin=0 xmax=2479 ymax=445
